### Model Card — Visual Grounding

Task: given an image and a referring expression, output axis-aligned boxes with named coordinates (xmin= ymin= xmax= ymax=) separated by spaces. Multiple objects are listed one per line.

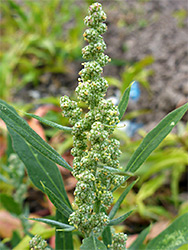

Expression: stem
xmin=55 ymin=210 xmax=73 ymax=250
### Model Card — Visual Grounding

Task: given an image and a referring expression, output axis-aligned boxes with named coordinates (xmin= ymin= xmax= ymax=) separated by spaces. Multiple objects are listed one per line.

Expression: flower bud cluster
xmin=69 ymin=204 xmax=109 ymax=236
xmin=29 ymin=235 xmax=49 ymax=250
xmin=110 ymin=233 xmax=128 ymax=250
xmin=60 ymin=2 xmax=123 ymax=238
xmin=60 ymin=95 xmax=82 ymax=125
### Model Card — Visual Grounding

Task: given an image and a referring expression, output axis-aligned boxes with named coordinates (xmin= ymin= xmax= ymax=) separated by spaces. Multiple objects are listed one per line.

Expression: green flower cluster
xmin=29 ymin=235 xmax=49 ymax=250
xmin=110 ymin=232 xmax=128 ymax=250
xmin=60 ymin=2 xmax=125 ymax=240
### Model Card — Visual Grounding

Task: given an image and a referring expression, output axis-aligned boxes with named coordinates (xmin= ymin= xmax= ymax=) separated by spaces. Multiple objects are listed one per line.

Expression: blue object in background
xmin=117 ymin=81 xmax=142 ymax=137
xmin=130 ymin=81 xmax=141 ymax=102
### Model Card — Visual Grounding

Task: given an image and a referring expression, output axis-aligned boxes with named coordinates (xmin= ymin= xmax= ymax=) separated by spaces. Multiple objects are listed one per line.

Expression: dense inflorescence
xmin=29 ymin=235 xmax=49 ymax=250
xmin=60 ymin=2 xmax=127 ymax=247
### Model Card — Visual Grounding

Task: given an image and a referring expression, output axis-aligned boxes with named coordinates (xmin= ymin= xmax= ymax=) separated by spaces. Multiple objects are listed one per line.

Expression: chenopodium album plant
xmin=60 ymin=2 xmax=125 ymax=241
xmin=0 ymin=2 xmax=188 ymax=250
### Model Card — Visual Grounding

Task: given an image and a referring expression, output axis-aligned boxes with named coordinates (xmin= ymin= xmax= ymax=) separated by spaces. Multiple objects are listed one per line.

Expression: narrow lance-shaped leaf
xmin=24 ymin=112 xmax=72 ymax=132
xmin=102 ymin=226 xmax=112 ymax=249
xmin=125 ymin=103 xmax=188 ymax=173
xmin=108 ymin=210 xmax=134 ymax=226
xmin=118 ymin=82 xmax=133 ymax=120
xmin=0 ymin=100 xmax=72 ymax=171
xmin=98 ymin=165 xmax=134 ymax=177
xmin=7 ymin=126 xmax=72 ymax=210
xmin=128 ymin=225 xmax=151 ymax=250
xmin=109 ymin=179 xmax=139 ymax=219
xmin=29 ymin=218 xmax=75 ymax=231
xmin=146 ymin=213 xmax=188 ymax=250
xmin=41 ymin=183 xmax=72 ymax=218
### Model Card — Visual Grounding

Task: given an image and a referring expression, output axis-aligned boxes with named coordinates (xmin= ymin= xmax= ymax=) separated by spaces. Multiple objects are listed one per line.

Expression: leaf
xmin=109 ymin=179 xmax=138 ymax=219
xmin=125 ymin=103 xmax=188 ymax=173
xmin=42 ymin=184 xmax=72 ymax=218
xmin=129 ymin=225 xmax=151 ymax=250
xmin=146 ymin=213 xmax=188 ymax=250
xmin=102 ymin=226 xmax=112 ymax=249
xmin=98 ymin=165 xmax=134 ymax=177
xmin=108 ymin=210 xmax=133 ymax=226
xmin=8 ymin=0 xmax=28 ymax=22
xmin=7 ymin=126 xmax=72 ymax=212
xmin=25 ymin=112 xmax=72 ymax=132
xmin=0 ymin=100 xmax=72 ymax=171
xmin=0 ymin=194 xmax=22 ymax=216
xmin=136 ymin=175 xmax=166 ymax=202
xmin=177 ymin=244 xmax=188 ymax=250
xmin=80 ymin=234 xmax=107 ymax=250
xmin=29 ymin=218 xmax=75 ymax=231
xmin=118 ymin=82 xmax=133 ymax=120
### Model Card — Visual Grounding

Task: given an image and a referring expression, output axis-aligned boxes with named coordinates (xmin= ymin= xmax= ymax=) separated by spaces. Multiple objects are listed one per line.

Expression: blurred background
xmin=0 ymin=0 xmax=188 ymax=249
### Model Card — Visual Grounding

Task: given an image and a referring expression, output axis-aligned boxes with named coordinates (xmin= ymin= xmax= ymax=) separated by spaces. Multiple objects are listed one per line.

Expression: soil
xmin=15 ymin=0 xmax=188 ymax=131
xmin=103 ymin=0 xmax=188 ymax=131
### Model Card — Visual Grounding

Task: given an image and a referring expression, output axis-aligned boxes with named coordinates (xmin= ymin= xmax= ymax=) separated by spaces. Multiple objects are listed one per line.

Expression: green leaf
xmin=80 ymin=234 xmax=107 ymax=250
xmin=109 ymin=179 xmax=138 ymax=219
xmin=8 ymin=0 xmax=28 ymax=22
xmin=118 ymin=82 xmax=132 ymax=120
xmin=125 ymin=103 xmax=188 ymax=173
xmin=0 ymin=100 xmax=72 ymax=171
xmin=146 ymin=213 xmax=188 ymax=250
xmin=7 ymin=126 xmax=72 ymax=211
xmin=0 ymin=194 xmax=22 ymax=215
xmin=102 ymin=226 xmax=112 ymax=249
xmin=11 ymin=231 xmax=22 ymax=248
xmin=42 ymin=184 xmax=72 ymax=218
xmin=137 ymin=174 xmax=166 ymax=202
xmin=24 ymin=112 xmax=72 ymax=132
xmin=129 ymin=225 xmax=151 ymax=250
xmin=29 ymin=218 xmax=75 ymax=231
xmin=108 ymin=210 xmax=133 ymax=226
xmin=98 ymin=165 xmax=134 ymax=177
xmin=177 ymin=244 xmax=188 ymax=250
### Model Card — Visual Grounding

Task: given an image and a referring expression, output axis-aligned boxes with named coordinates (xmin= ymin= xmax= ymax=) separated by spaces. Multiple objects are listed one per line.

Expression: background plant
xmin=113 ymin=121 xmax=188 ymax=220
xmin=0 ymin=0 xmax=86 ymax=100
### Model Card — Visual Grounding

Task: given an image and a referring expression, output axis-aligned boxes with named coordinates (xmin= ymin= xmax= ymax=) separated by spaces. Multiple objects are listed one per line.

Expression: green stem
xmin=55 ymin=210 xmax=74 ymax=250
